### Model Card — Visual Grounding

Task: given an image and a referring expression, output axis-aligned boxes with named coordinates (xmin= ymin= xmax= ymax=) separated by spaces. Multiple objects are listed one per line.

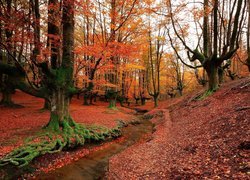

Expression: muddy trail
xmin=35 ymin=118 xmax=153 ymax=180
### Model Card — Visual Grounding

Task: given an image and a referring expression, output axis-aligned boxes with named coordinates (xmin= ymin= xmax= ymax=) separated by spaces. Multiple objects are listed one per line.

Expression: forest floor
xmin=0 ymin=77 xmax=249 ymax=179
xmin=109 ymin=77 xmax=250 ymax=179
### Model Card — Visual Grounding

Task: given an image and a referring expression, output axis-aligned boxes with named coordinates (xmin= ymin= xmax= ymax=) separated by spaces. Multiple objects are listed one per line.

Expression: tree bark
xmin=206 ymin=63 xmax=219 ymax=91
xmin=218 ymin=66 xmax=224 ymax=84
xmin=0 ymin=85 xmax=14 ymax=105
xmin=153 ymin=95 xmax=158 ymax=108
xmin=46 ymin=89 xmax=72 ymax=131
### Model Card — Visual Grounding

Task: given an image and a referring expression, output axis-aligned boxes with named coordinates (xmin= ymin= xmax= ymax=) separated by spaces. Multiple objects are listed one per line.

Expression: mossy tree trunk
xmin=46 ymin=0 xmax=75 ymax=130
xmin=106 ymin=89 xmax=117 ymax=109
xmin=108 ymin=99 xmax=116 ymax=109
xmin=46 ymin=89 xmax=73 ymax=131
xmin=205 ymin=62 xmax=219 ymax=91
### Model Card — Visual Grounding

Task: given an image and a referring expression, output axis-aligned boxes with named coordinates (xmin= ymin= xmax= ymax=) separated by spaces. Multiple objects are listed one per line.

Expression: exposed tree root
xmin=0 ymin=101 xmax=24 ymax=108
xmin=195 ymin=89 xmax=215 ymax=100
xmin=0 ymin=122 xmax=122 ymax=167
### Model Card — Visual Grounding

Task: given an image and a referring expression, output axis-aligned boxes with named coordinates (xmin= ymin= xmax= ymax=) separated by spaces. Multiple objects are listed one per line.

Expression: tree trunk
xmin=46 ymin=0 xmax=75 ymax=130
xmin=141 ymin=98 xmax=146 ymax=105
xmin=153 ymin=95 xmax=158 ymax=107
xmin=218 ymin=66 xmax=224 ymax=84
xmin=207 ymin=65 xmax=219 ymax=91
xmin=247 ymin=59 xmax=250 ymax=72
xmin=135 ymin=98 xmax=139 ymax=105
xmin=178 ymin=89 xmax=183 ymax=96
xmin=46 ymin=89 xmax=73 ymax=131
xmin=89 ymin=93 xmax=94 ymax=105
xmin=83 ymin=93 xmax=89 ymax=105
xmin=43 ymin=99 xmax=51 ymax=110
xmin=0 ymin=88 xmax=13 ymax=105
xmin=108 ymin=99 xmax=117 ymax=109
xmin=0 ymin=76 xmax=15 ymax=106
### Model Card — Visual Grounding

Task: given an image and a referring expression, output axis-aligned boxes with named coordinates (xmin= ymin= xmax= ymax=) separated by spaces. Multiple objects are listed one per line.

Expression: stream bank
xmin=37 ymin=117 xmax=154 ymax=180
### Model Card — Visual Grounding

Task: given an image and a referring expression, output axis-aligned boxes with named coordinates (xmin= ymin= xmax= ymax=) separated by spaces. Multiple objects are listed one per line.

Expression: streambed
xmin=38 ymin=119 xmax=153 ymax=180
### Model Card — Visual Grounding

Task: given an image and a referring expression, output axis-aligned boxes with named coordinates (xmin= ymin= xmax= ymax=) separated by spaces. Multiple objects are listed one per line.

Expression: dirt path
xmin=108 ymin=78 xmax=250 ymax=179
xmin=109 ymin=109 xmax=174 ymax=179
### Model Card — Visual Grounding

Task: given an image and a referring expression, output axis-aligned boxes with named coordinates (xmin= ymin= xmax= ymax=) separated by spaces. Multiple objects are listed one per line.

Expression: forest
xmin=0 ymin=0 xmax=249 ymax=179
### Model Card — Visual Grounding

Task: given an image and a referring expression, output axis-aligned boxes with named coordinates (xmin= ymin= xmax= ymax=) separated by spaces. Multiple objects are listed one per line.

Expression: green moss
xmin=0 ymin=117 xmax=122 ymax=167
xmin=48 ymin=67 xmax=74 ymax=89
xmin=108 ymin=99 xmax=117 ymax=109
xmin=196 ymin=89 xmax=216 ymax=100
xmin=193 ymin=49 xmax=206 ymax=64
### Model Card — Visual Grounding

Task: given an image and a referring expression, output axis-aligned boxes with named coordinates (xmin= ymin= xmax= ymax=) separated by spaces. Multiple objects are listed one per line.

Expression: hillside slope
xmin=109 ymin=78 xmax=250 ymax=179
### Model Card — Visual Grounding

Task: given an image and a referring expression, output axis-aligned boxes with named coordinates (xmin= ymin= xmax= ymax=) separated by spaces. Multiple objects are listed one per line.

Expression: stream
xmin=37 ymin=119 xmax=153 ymax=180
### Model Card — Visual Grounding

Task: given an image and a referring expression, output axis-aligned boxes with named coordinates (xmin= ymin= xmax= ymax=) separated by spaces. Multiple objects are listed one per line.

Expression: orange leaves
xmin=125 ymin=64 xmax=145 ymax=71
xmin=75 ymin=41 xmax=138 ymax=60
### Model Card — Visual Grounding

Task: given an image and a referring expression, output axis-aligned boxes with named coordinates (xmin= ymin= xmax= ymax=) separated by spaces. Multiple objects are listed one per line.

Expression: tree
xmin=0 ymin=0 xmax=120 ymax=167
xmin=146 ymin=27 xmax=165 ymax=107
xmin=168 ymin=0 xmax=246 ymax=91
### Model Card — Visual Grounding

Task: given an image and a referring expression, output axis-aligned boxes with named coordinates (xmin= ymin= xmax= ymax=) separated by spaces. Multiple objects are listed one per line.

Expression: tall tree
xmin=146 ymin=27 xmax=165 ymax=107
xmin=168 ymin=0 xmax=245 ymax=91
xmin=0 ymin=0 xmax=120 ymax=167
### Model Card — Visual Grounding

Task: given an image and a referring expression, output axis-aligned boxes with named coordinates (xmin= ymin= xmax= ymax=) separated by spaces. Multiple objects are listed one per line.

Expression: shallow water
xmin=38 ymin=119 xmax=153 ymax=180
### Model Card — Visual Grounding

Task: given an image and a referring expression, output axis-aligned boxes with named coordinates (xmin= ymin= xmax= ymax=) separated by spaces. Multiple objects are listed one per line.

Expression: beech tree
xmin=146 ymin=26 xmax=165 ymax=107
xmin=0 ymin=0 xmax=120 ymax=167
xmin=168 ymin=0 xmax=246 ymax=91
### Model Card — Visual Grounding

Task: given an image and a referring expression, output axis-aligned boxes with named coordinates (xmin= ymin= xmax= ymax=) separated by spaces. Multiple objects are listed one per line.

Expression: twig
xmin=235 ymin=106 xmax=250 ymax=111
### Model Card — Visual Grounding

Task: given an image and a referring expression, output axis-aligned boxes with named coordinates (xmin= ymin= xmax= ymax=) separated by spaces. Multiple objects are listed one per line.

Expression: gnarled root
xmin=0 ymin=121 xmax=121 ymax=167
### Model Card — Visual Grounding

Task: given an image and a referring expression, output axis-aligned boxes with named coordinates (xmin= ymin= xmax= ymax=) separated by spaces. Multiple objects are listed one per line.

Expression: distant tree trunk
xmin=153 ymin=94 xmax=158 ymax=108
xmin=83 ymin=92 xmax=89 ymax=105
xmin=178 ymin=88 xmax=183 ymax=96
xmin=109 ymin=99 xmax=116 ymax=109
xmin=147 ymin=28 xmax=162 ymax=108
xmin=141 ymin=97 xmax=146 ymax=105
